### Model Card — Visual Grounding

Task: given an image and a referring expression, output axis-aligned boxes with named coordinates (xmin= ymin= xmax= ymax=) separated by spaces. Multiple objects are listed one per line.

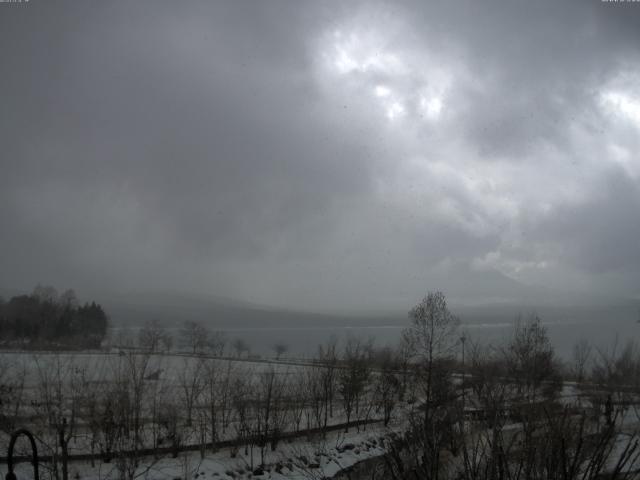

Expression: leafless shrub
xmin=137 ymin=320 xmax=172 ymax=353
xmin=180 ymin=320 xmax=210 ymax=354
xmin=571 ymin=338 xmax=593 ymax=382
xmin=273 ymin=342 xmax=289 ymax=359
xmin=338 ymin=336 xmax=373 ymax=432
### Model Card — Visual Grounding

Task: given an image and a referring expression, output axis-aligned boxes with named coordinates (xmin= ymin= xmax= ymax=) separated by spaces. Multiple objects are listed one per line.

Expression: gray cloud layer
xmin=1 ymin=0 xmax=640 ymax=311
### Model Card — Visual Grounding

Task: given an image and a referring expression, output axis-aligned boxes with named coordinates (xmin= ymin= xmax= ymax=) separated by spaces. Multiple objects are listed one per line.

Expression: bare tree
xmin=504 ymin=314 xmax=559 ymax=403
xmin=111 ymin=351 xmax=153 ymax=479
xmin=114 ymin=327 xmax=135 ymax=349
xmin=288 ymin=370 xmax=308 ymax=433
xmin=177 ymin=357 xmax=205 ymax=429
xmin=456 ymin=378 xmax=640 ymax=480
xmin=32 ymin=283 xmax=59 ymax=303
xmin=202 ymin=358 xmax=221 ymax=451
xmin=571 ymin=338 xmax=593 ymax=382
xmin=255 ymin=366 xmax=288 ymax=466
xmin=59 ymin=289 xmax=78 ymax=309
xmin=460 ymin=341 xmax=513 ymax=480
xmin=338 ymin=336 xmax=372 ymax=432
xmin=157 ymin=400 xmax=182 ymax=458
xmin=273 ymin=342 xmax=289 ymax=359
xmin=403 ymin=291 xmax=460 ymax=405
xmin=232 ymin=337 xmax=250 ymax=358
xmin=0 ymin=355 xmax=25 ymax=435
xmin=305 ymin=365 xmax=328 ymax=432
xmin=317 ymin=336 xmax=339 ymax=421
xmin=373 ymin=347 xmax=401 ymax=426
xmin=209 ymin=330 xmax=227 ymax=356
xmin=160 ymin=331 xmax=174 ymax=352
xmin=32 ymin=355 xmax=85 ymax=480
xmin=138 ymin=319 xmax=166 ymax=353
xmin=75 ymin=358 xmax=113 ymax=467
xmin=397 ymin=291 xmax=460 ymax=479
xmin=230 ymin=372 xmax=253 ymax=460
xmin=181 ymin=320 xmax=210 ymax=354
xmin=590 ymin=340 xmax=640 ymax=422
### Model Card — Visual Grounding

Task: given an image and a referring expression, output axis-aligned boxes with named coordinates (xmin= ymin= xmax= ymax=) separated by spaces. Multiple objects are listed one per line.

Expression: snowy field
xmin=0 ymin=424 xmax=393 ymax=480
xmin=3 ymin=351 xmax=640 ymax=479
xmin=0 ymin=350 xmax=398 ymax=480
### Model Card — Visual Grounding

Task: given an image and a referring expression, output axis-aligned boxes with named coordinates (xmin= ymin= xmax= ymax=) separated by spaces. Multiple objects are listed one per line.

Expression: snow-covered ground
xmin=4 ymin=351 xmax=640 ymax=478
xmin=0 ymin=424 xmax=393 ymax=480
xmin=0 ymin=351 xmax=399 ymax=479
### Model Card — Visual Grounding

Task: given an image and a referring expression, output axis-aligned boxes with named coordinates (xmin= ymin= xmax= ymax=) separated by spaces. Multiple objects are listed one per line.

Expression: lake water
xmin=109 ymin=301 xmax=640 ymax=361
xmin=193 ymin=316 xmax=640 ymax=360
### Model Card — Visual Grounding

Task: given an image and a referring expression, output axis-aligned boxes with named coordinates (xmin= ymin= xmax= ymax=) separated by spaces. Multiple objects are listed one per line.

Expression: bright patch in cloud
xmin=319 ymin=26 xmax=453 ymax=124
xmin=421 ymin=95 xmax=443 ymax=119
xmin=375 ymin=85 xmax=391 ymax=97
xmin=602 ymin=91 xmax=640 ymax=128
xmin=327 ymin=30 xmax=405 ymax=76
xmin=386 ymin=101 xmax=405 ymax=120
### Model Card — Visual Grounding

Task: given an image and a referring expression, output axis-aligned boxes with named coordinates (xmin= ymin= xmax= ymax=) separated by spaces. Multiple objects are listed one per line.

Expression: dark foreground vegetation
xmin=376 ymin=292 xmax=640 ymax=480
xmin=0 ymin=286 xmax=109 ymax=349
xmin=1 ymin=291 xmax=640 ymax=480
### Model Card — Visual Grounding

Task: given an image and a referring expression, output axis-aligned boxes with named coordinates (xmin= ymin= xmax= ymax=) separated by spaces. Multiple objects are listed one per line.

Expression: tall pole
xmin=460 ymin=333 xmax=466 ymax=411
xmin=459 ymin=332 xmax=467 ymax=464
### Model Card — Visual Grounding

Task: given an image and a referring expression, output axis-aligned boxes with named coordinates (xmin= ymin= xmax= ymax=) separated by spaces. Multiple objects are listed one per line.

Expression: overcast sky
xmin=1 ymin=0 xmax=640 ymax=312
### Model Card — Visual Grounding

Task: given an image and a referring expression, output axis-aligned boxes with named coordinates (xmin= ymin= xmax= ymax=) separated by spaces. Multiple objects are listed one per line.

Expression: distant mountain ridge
xmin=98 ymin=287 xmax=640 ymax=331
xmin=100 ymin=291 xmax=387 ymax=329
xmin=4 ymin=279 xmax=638 ymax=330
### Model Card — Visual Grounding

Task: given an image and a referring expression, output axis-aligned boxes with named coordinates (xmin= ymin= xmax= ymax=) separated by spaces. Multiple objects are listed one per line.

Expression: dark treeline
xmin=0 ymin=285 xmax=108 ymax=348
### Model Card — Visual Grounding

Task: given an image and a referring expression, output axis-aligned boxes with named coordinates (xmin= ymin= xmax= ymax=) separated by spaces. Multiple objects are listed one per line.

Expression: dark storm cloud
xmin=531 ymin=169 xmax=640 ymax=275
xmin=1 ymin=0 xmax=640 ymax=310
xmin=402 ymin=0 xmax=640 ymax=159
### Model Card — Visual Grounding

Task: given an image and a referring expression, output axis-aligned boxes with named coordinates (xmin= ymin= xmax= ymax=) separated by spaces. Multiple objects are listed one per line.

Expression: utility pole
xmin=460 ymin=332 xmax=467 ymax=411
